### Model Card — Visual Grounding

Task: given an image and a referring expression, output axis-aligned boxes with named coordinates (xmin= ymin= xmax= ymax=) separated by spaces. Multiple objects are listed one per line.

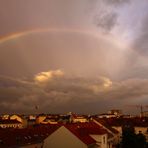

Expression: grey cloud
xmin=94 ymin=12 xmax=118 ymax=32
xmin=132 ymin=14 xmax=148 ymax=56
xmin=103 ymin=79 xmax=148 ymax=100
xmin=104 ymin=0 xmax=130 ymax=6
xmin=92 ymin=0 xmax=130 ymax=32
xmin=0 ymin=73 xmax=148 ymax=114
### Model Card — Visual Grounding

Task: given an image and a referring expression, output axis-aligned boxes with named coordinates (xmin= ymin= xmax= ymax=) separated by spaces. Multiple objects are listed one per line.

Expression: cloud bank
xmin=0 ymin=70 xmax=148 ymax=114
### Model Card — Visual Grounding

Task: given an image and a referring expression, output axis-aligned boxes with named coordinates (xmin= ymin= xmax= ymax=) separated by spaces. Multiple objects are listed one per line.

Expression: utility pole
xmin=127 ymin=105 xmax=148 ymax=118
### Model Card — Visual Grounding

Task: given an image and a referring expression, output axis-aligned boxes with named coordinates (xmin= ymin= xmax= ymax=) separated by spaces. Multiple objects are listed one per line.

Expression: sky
xmin=0 ymin=0 xmax=148 ymax=114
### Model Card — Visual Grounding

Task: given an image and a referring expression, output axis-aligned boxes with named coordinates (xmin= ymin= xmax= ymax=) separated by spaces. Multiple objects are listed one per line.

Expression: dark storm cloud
xmin=0 ymin=71 xmax=148 ymax=114
xmin=94 ymin=12 xmax=118 ymax=32
xmin=92 ymin=0 xmax=130 ymax=32
xmin=104 ymin=0 xmax=130 ymax=6
xmin=132 ymin=14 xmax=148 ymax=55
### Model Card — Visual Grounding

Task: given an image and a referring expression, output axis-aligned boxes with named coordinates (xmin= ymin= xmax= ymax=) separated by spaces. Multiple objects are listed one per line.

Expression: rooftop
xmin=0 ymin=119 xmax=22 ymax=124
xmin=64 ymin=122 xmax=112 ymax=145
xmin=0 ymin=124 xmax=60 ymax=148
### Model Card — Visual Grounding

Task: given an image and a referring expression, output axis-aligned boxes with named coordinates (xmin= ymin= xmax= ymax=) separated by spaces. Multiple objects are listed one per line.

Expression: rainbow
xmin=0 ymin=28 xmax=101 ymax=44
xmin=0 ymin=28 xmax=127 ymax=50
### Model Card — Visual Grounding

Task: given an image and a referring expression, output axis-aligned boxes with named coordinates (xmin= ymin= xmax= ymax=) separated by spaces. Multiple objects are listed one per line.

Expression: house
xmin=0 ymin=121 xmax=117 ymax=148
xmin=96 ymin=117 xmax=148 ymax=143
xmin=27 ymin=119 xmax=36 ymax=126
xmin=93 ymin=118 xmax=120 ymax=147
xmin=1 ymin=115 xmax=9 ymax=120
xmin=43 ymin=122 xmax=113 ymax=148
xmin=28 ymin=115 xmax=36 ymax=120
xmin=0 ymin=124 xmax=60 ymax=148
xmin=36 ymin=115 xmax=47 ymax=124
xmin=143 ymin=111 xmax=148 ymax=117
xmin=10 ymin=114 xmax=28 ymax=128
xmin=42 ymin=116 xmax=59 ymax=124
xmin=70 ymin=113 xmax=88 ymax=123
xmin=98 ymin=114 xmax=116 ymax=119
xmin=108 ymin=110 xmax=122 ymax=117
xmin=10 ymin=115 xmax=23 ymax=123
xmin=0 ymin=119 xmax=23 ymax=129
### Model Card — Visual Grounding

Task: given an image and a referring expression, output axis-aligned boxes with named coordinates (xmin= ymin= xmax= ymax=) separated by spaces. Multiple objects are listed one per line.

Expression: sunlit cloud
xmin=102 ymin=77 xmax=113 ymax=88
xmin=35 ymin=70 xmax=64 ymax=83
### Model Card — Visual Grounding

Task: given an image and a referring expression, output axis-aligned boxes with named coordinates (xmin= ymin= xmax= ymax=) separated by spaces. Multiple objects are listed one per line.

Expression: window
xmin=103 ymin=136 xmax=105 ymax=144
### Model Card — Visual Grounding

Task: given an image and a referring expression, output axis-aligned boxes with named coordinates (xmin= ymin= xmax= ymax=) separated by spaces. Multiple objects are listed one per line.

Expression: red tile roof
xmin=0 ymin=122 xmax=114 ymax=147
xmin=0 ymin=119 xmax=21 ymax=124
xmin=98 ymin=117 xmax=148 ymax=127
xmin=64 ymin=122 xmax=110 ymax=145
xmin=94 ymin=118 xmax=119 ymax=134
xmin=0 ymin=124 xmax=60 ymax=148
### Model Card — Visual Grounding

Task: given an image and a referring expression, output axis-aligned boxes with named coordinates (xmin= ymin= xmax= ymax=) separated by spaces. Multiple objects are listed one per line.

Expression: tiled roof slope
xmin=0 ymin=119 xmax=21 ymax=124
xmin=64 ymin=122 xmax=112 ymax=145
xmin=99 ymin=117 xmax=148 ymax=127
xmin=94 ymin=118 xmax=119 ymax=134
xmin=0 ymin=124 xmax=60 ymax=148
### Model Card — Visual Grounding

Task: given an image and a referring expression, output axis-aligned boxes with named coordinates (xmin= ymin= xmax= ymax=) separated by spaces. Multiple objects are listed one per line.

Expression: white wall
xmin=43 ymin=126 xmax=88 ymax=148
xmin=135 ymin=127 xmax=147 ymax=134
xmin=90 ymin=134 xmax=107 ymax=148
xmin=93 ymin=119 xmax=120 ymax=146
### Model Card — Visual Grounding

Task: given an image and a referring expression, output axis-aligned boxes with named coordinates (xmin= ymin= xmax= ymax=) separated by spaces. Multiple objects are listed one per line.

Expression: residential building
xmin=0 ymin=124 xmax=60 ymax=148
xmin=43 ymin=122 xmax=113 ymax=148
xmin=10 ymin=115 xmax=23 ymax=123
xmin=70 ymin=113 xmax=88 ymax=123
xmin=0 ymin=119 xmax=23 ymax=128
xmin=36 ymin=115 xmax=47 ymax=124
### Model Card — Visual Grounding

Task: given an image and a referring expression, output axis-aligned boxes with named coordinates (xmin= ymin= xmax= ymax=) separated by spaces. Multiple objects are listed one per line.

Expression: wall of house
xmin=43 ymin=126 xmax=87 ymax=148
xmin=112 ymin=126 xmax=122 ymax=134
xmin=107 ymin=133 xmax=120 ymax=147
xmin=90 ymin=134 xmax=107 ymax=148
xmin=112 ymin=127 xmax=122 ymax=135
xmin=135 ymin=127 xmax=148 ymax=134
xmin=73 ymin=118 xmax=87 ymax=123
xmin=107 ymin=142 xmax=113 ymax=148
xmin=93 ymin=120 xmax=119 ymax=147
xmin=1 ymin=115 xmax=9 ymax=119
xmin=0 ymin=123 xmax=22 ymax=128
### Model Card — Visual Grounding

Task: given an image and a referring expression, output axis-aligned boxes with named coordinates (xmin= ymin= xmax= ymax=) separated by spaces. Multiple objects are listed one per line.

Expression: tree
xmin=136 ymin=131 xmax=146 ymax=148
xmin=122 ymin=125 xmax=137 ymax=148
xmin=121 ymin=125 xmax=147 ymax=148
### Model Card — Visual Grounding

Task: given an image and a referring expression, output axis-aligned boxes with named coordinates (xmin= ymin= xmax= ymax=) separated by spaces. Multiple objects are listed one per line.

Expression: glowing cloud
xmin=35 ymin=70 xmax=64 ymax=83
xmin=102 ymin=77 xmax=113 ymax=88
xmin=89 ymin=76 xmax=113 ymax=93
